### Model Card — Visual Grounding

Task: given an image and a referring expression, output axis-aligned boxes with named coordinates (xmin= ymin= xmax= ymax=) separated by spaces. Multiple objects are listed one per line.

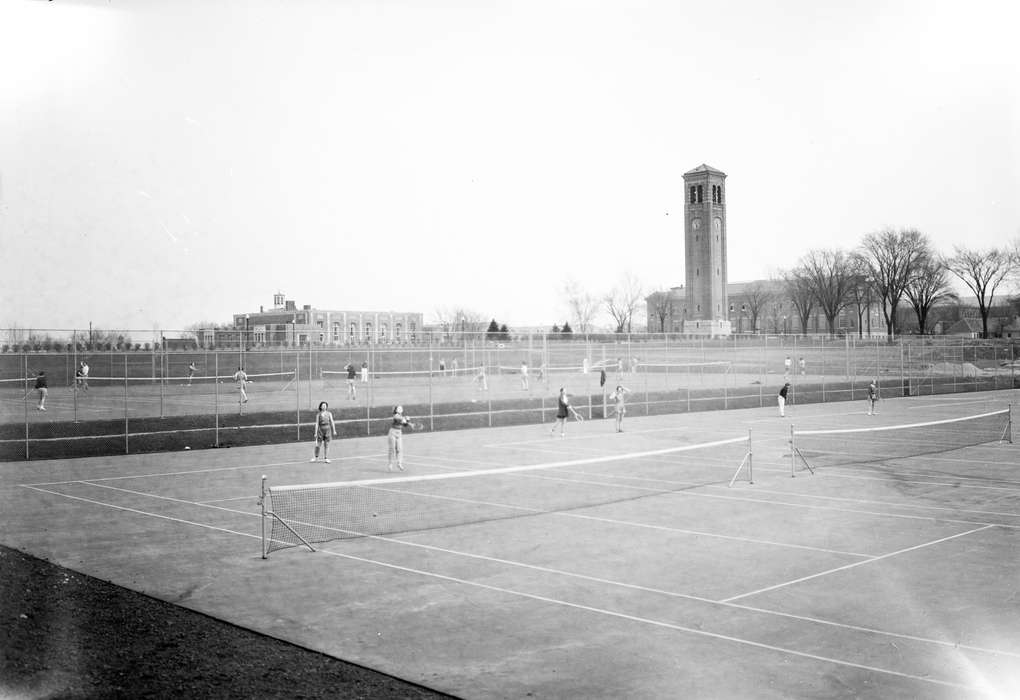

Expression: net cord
xmin=269 ymin=435 xmax=749 ymax=494
xmin=792 ymin=409 xmax=1008 ymax=437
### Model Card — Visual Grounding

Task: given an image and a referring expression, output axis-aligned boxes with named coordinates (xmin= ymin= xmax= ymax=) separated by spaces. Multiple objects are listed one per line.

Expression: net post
xmin=790 ymin=424 xmax=795 ymax=477
xmin=260 ymin=475 xmax=267 ymax=559
xmin=747 ymin=428 xmax=753 ymax=484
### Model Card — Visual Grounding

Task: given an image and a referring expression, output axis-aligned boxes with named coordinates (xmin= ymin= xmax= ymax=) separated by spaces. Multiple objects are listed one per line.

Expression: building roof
xmin=683 ymin=164 xmax=726 ymax=176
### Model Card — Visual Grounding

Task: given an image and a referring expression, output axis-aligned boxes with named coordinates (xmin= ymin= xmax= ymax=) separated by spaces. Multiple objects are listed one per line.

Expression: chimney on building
xmin=303 ymin=305 xmax=311 ymax=311
xmin=273 ymin=292 xmax=285 ymax=309
xmin=260 ymin=305 xmax=264 ymax=313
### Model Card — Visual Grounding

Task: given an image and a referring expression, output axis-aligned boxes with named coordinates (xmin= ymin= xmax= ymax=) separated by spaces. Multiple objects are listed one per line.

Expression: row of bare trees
xmin=781 ymin=228 xmax=1018 ymax=339
xmin=563 ymin=274 xmax=646 ymax=334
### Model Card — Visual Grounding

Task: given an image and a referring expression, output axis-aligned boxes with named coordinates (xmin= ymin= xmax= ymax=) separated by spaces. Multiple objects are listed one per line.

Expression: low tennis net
xmin=322 ymin=367 xmax=483 ymax=385
xmin=790 ymin=408 xmax=1013 ymax=475
xmin=67 ymin=371 xmax=296 ymax=391
xmin=260 ymin=433 xmax=753 ymax=556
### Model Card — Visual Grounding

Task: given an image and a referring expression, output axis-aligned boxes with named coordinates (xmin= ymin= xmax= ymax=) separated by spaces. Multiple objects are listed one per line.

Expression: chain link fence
xmin=1 ymin=333 xmax=1016 ymax=460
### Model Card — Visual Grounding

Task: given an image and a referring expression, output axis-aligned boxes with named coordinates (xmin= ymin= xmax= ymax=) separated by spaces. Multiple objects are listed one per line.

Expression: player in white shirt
xmin=233 ymin=367 xmax=249 ymax=404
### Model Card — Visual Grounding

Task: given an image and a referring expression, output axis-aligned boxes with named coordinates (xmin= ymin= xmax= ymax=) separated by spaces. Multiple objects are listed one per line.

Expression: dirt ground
xmin=0 ymin=545 xmax=455 ymax=699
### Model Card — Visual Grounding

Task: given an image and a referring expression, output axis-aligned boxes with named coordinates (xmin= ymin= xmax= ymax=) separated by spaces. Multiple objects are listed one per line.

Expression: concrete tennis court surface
xmin=2 ymin=390 xmax=1018 ymax=698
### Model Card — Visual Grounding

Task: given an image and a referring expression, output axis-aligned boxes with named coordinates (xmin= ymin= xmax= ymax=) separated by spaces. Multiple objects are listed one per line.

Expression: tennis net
xmin=790 ymin=408 xmax=1012 ymax=475
xmin=68 ymin=371 xmax=296 ymax=390
xmin=261 ymin=434 xmax=753 ymax=556
xmin=322 ymin=367 xmax=483 ymax=385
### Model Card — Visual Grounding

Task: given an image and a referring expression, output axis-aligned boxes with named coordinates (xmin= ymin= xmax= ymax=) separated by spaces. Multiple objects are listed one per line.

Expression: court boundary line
xmin=11 ymin=484 xmax=990 ymax=691
xmin=720 ymin=525 xmax=996 ymax=603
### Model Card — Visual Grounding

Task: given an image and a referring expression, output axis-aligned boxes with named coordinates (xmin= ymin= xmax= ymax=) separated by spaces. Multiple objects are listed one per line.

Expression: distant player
xmin=34 ymin=371 xmax=48 ymax=411
xmin=778 ymin=382 xmax=790 ymax=417
xmin=784 ymin=356 xmax=792 ymax=379
xmin=536 ymin=364 xmax=545 ymax=382
xmin=609 ymin=385 xmax=630 ymax=432
xmin=616 ymin=357 xmax=624 ymax=378
xmin=387 ymin=405 xmax=421 ymax=472
xmin=550 ymin=387 xmax=583 ymax=436
xmin=867 ymin=381 xmax=879 ymax=415
xmin=360 ymin=360 xmax=368 ymax=383
xmin=75 ymin=361 xmax=89 ymax=392
xmin=186 ymin=362 xmax=198 ymax=386
xmin=599 ymin=368 xmax=607 ymax=389
xmin=520 ymin=361 xmax=529 ymax=390
xmin=345 ymin=363 xmax=357 ymax=400
xmin=630 ymin=357 xmax=639 ymax=374
xmin=310 ymin=401 xmax=337 ymax=463
xmin=439 ymin=358 xmax=446 ymax=373
xmin=452 ymin=358 xmax=459 ymax=373
xmin=798 ymin=357 xmax=806 ymax=376
xmin=233 ymin=366 xmax=249 ymax=404
xmin=475 ymin=366 xmax=488 ymax=391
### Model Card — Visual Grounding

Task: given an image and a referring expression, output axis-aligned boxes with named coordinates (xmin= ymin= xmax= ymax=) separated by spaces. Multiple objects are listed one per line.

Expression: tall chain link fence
xmin=1 ymin=332 xmax=1016 ymax=460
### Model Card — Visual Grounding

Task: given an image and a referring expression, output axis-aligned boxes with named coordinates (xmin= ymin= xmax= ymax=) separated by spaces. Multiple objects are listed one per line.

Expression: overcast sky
xmin=1 ymin=0 xmax=1017 ymax=333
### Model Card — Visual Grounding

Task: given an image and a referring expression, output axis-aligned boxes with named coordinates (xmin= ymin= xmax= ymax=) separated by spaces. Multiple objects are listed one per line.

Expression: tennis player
xmin=784 ymin=355 xmax=792 ymax=379
xmin=520 ymin=361 xmax=529 ymax=390
xmin=475 ymin=366 xmax=488 ymax=391
xmin=233 ymin=366 xmax=249 ymax=404
xmin=187 ymin=362 xmax=198 ymax=386
xmin=387 ymin=405 xmax=420 ymax=472
xmin=34 ymin=371 xmax=48 ymax=411
xmin=867 ymin=381 xmax=879 ymax=415
xmin=310 ymin=401 xmax=337 ymax=463
xmin=75 ymin=361 xmax=89 ymax=392
xmin=550 ymin=387 xmax=583 ymax=436
xmin=345 ymin=363 xmax=357 ymax=400
xmin=610 ymin=385 xmax=631 ymax=432
xmin=778 ymin=382 xmax=790 ymax=417
xmin=360 ymin=360 xmax=368 ymax=383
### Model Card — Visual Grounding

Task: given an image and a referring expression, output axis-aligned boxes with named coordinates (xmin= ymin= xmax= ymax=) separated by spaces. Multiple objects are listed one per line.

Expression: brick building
xmin=223 ymin=293 xmax=423 ymax=347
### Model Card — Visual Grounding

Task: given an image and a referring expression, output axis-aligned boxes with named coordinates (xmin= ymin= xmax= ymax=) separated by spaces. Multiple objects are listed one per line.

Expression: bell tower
xmin=683 ymin=164 xmax=730 ymax=335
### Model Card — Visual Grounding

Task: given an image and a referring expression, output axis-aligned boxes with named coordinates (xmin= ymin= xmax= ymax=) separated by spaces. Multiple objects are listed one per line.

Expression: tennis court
xmin=2 ymin=389 xmax=1018 ymax=698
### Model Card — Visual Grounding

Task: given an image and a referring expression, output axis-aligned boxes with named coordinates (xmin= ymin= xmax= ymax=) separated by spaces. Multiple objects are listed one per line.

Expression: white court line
xmin=11 ymin=484 xmax=990 ymax=691
xmin=482 ymin=424 xmax=735 ymax=448
xmin=720 ymin=525 xmax=995 ymax=603
xmin=21 ymin=453 xmax=386 ymax=487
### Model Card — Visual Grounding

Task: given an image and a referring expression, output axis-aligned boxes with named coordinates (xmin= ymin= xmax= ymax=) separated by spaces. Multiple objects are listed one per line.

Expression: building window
xmin=316 ymin=320 xmax=323 ymax=329
xmin=332 ymin=323 xmax=341 ymax=343
xmin=410 ymin=322 xmax=417 ymax=342
xmin=697 ymin=185 xmax=703 ymax=203
xmin=689 ymin=186 xmax=696 ymax=204
xmin=395 ymin=322 xmax=402 ymax=342
xmin=318 ymin=333 xmax=325 ymax=344
xmin=380 ymin=323 xmax=388 ymax=342
xmin=349 ymin=323 xmax=358 ymax=342
xmin=365 ymin=322 xmax=373 ymax=343
xmin=696 ymin=268 xmax=699 ymax=276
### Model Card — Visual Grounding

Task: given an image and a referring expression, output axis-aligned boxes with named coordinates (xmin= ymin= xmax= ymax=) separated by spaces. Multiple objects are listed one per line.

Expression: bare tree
xmin=563 ymin=280 xmax=601 ymax=334
xmin=604 ymin=273 xmax=644 ymax=333
xmin=782 ymin=269 xmax=815 ymax=335
xmin=946 ymin=245 xmax=1018 ymax=338
xmin=858 ymin=228 xmax=930 ymax=338
xmin=847 ymin=255 xmax=875 ymax=338
xmin=904 ymin=252 xmax=957 ymax=335
xmin=646 ymin=291 xmax=675 ymax=333
xmin=433 ymin=307 xmax=488 ymax=342
xmin=742 ymin=281 xmax=773 ymax=334
xmin=798 ymin=249 xmax=856 ymax=334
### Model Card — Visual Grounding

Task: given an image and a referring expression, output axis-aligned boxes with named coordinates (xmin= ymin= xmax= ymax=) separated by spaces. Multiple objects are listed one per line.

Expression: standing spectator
xmin=520 ymin=361 xmax=529 ymax=390
xmin=778 ymin=382 xmax=790 ymax=417
xmin=867 ymin=381 xmax=879 ymax=415
xmin=34 ymin=371 xmax=48 ymax=411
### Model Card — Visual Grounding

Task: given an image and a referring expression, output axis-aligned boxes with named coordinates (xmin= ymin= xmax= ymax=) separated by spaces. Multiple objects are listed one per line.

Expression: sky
xmin=1 ymin=0 xmax=1018 ymax=333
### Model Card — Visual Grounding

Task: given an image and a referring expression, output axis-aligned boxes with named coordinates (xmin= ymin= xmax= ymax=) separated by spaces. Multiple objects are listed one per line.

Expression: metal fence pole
xmin=214 ymin=352 xmax=220 ymax=447
xmin=124 ymin=355 xmax=129 ymax=455
xmin=23 ymin=354 xmax=29 ymax=460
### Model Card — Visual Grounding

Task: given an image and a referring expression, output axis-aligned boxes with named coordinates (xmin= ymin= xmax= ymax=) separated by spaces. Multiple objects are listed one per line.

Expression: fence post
xmin=124 ymin=355 xmax=129 ymax=455
xmin=23 ymin=354 xmax=29 ymax=460
xmin=214 ymin=352 xmax=220 ymax=447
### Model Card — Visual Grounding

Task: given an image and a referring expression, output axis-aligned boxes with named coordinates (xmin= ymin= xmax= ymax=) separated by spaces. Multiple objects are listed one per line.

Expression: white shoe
xmin=397 ymin=464 xmax=405 ymax=471
xmin=324 ymin=459 xmax=330 ymax=464
xmin=310 ymin=457 xmax=317 ymax=462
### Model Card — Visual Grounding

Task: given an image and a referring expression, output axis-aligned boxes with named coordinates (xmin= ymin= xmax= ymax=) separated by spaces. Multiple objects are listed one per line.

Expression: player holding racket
xmin=550 ymin=387 xmax=583 ymax=436
xmin=387 ymin=405 xmax=421 ymax=472
xmin=310 ymin=401 xmax=337 ymax=463
xmin=867 ymin=380 xmax=879 ymax=415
